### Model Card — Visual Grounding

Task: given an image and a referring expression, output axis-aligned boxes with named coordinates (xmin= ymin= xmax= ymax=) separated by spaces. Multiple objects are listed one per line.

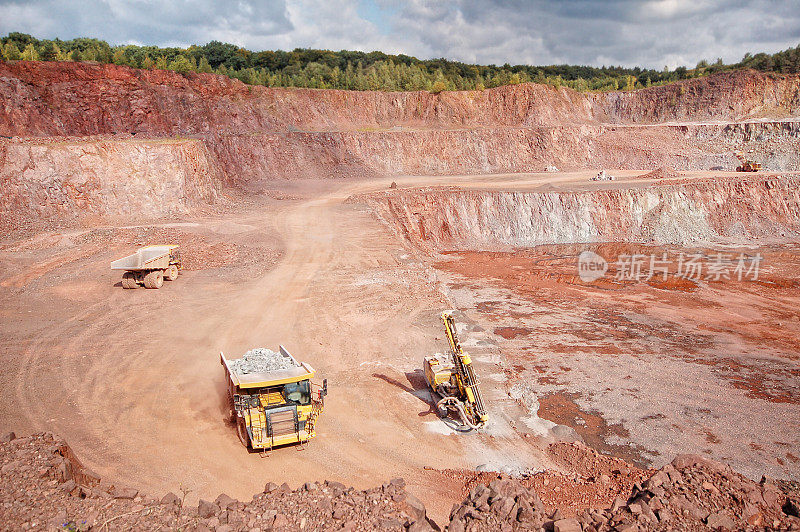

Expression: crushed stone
xmin=229 ymin=348 xmax=298 ymax=374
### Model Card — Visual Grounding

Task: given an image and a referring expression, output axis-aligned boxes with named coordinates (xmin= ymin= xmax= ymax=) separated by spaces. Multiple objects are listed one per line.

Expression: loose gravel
xmin=229 ymin=348 xmax=299 ymax=375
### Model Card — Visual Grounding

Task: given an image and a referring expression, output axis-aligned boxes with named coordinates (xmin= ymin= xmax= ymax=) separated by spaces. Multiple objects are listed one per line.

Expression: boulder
xmin=214 ymin=493 xmax=238 ymax=510
xmin=111 ymin=486 xmax=139 ymax=499
xmin=553 ymin=518 xmax=582 ymax=532
xmin=198 ymin=499 xmax=220 ymax=519
xmin=160 ymin=492 xmax=181 ymax=506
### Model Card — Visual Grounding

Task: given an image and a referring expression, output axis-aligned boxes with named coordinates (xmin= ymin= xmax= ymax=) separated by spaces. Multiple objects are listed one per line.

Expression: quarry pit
xmin=1 ymin=61 xmax=800 ymax=527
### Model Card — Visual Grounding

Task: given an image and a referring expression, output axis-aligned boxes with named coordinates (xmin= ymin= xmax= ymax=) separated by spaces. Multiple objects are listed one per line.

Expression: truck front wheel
xmin=237 ymin=418 xmax=251 ymax=448
xmin=165 ymin=265 xmax=179 ymax=281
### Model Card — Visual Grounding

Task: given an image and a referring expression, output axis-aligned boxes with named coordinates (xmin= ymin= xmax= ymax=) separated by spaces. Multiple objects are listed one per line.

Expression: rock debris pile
xmin=597 ymin=453 xmax=800 ymax=531
xmin=228 ymin=348 xmax=298 ymax=375
xmin=2 ymin=432 xmax=800 ymax=530
xmin=636 ymin=166 xmax=680 ymax=180
xmin=446 ymin=452 xmax=800 ymax=531
xmin=0 ymin=432 xmax=436 ymax=531
xmin=447 ymin=476 xmax=548 ymax=531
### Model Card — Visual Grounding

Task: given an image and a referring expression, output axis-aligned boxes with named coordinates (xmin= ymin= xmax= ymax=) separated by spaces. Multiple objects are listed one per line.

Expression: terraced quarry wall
xmin=366 ymin=176 xmax=800 ymax=250
xmin=3 ymin=61 xmax=800 ymax=135
xmin=2 ymin=60 xmax=800 ymax=227
xmin=205 ymin=122 xmax=800 ymax=181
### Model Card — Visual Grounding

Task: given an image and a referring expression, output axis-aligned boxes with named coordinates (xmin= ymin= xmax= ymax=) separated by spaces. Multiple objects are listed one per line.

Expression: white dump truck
xmin=111 ymin=245 xmax=181 ymax=289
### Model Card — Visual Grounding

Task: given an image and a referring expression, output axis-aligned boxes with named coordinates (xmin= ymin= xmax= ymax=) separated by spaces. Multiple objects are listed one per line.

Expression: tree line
xmin=1 ymin=32 xmax=798 ymax=93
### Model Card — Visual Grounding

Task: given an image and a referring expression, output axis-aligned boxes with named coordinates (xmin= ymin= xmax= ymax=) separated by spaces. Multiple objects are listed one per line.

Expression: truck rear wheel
xmin=121 ymin=272 xmax=138 ymax=289
xmin=165 ymin=265 xmax=179 ymax=281
xmin=143 ymin=270 xmax=164 ymax=289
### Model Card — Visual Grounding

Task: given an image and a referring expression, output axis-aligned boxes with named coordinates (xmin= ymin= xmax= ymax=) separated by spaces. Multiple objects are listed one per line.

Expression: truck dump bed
xmin=111 ymin=245 xmax=178 ymax=271
xmin=221 ymin=346 xmax=315 ymax=389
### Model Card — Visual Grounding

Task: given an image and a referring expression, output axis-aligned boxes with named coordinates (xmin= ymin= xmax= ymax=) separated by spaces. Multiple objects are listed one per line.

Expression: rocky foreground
xmin=1 ymin=432 xmax=799 ymax=531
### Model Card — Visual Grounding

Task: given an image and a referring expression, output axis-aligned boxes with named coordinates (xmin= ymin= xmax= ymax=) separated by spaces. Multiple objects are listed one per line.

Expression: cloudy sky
xmin=1 ymin=0 xmax=799 ymax=69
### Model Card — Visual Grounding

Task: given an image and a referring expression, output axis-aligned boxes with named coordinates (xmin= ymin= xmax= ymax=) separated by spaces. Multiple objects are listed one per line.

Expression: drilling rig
xmin=423 ymin=311 xmax=488 ymax=430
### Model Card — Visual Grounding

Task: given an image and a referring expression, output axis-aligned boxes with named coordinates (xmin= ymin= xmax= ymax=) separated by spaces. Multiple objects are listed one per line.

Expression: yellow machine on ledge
xmin=734 ymin=151 xmax=762 ymax=172
xmin=423 ymin=311 xmax=488 ymax=430
xmin=221 ymin=346 xmax=327 ymax=451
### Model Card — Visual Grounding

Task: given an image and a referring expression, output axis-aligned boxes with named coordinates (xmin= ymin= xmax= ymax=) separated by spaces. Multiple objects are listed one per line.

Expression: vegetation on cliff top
xmin=1 ymin=32 xmax=799 ymax=93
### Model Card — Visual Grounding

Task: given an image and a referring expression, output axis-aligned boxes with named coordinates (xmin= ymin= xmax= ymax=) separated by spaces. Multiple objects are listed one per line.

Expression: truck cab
xmin=221 ymin=346 xmax=326 ymax=450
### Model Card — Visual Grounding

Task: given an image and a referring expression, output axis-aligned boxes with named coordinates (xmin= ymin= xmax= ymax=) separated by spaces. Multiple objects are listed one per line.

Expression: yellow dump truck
xmin=221 ymin=346 xmax=326 ymax=451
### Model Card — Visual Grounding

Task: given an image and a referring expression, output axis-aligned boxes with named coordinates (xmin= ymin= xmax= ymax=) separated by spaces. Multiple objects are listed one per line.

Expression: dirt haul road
xmin=0 ymin=173 xmax=589 ymax=523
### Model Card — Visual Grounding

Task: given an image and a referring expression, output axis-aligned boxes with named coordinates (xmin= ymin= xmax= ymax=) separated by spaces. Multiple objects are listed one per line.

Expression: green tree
xmin=112 ymin=48 xmax=128 ymax=66
xmin=39 ymin=41 xmax=57 ymax=61
xmin=197 ymin=56 xmax=213 ymax=73
xmin=55 ymin=45 xmax=71 ymax=61
xmin=7 ymin=32 xmax=800 ymax=91
xmin=82 ymin=47 xmax=98 ymax=61
xmin=168 ymin=55 xmax=193 ymax=73
xmin=624 ymin=74 xmax=636 ymax=91
xmin=430 ymin=80 xmax=447 ymax=94
xmin=20 ymin=43 xmax=39 ymax=61
xmin=2 ymin=42 xmax=21 ymax=60
xmin=3 ymin=32 xmax=36 ymax=49
xmin=202 ymin=40 xmax=239 ymax=68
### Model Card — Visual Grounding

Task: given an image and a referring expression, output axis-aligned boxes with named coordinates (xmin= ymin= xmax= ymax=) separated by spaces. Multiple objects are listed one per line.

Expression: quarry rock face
xmin=1 ymin=61 xmax=800 ymax=229
xmin=0 ymin=61 xmax=282 ymax=137
xmin=2 ymin=61 xmax=800 ymax=530
xmin=2 ymin=62 xmax=799 ymax=136
xmin=0 ymin=137 xmax=219 ymax=230
xmin=366 ymin=176 xmax=800 ymax=250
xmin=593 ymin=70 xmax=800 ymax=124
